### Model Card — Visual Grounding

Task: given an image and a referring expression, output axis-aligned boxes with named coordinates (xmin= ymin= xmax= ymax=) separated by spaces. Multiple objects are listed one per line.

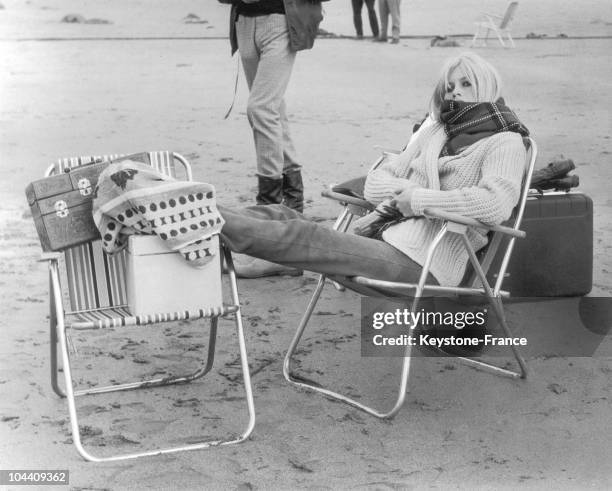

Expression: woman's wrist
xmin=390 ymin=184 xmax=421 ymax=217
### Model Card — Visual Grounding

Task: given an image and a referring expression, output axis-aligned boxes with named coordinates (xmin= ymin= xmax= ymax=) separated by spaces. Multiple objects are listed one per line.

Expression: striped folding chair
xmin=42 ymin=151 xmax=255 ymax=462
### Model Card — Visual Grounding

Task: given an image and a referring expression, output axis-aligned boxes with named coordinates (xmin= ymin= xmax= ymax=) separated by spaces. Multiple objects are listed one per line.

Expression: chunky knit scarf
xmin=92 ymin=161 xmax=224 ymax=267
xmin=440 ymin=99 xmax=529 ymax=157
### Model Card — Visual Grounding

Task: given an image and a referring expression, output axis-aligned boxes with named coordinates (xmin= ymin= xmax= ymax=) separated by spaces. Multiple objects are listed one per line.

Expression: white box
xmin=126 ymin=235 xmax=223 ymax=316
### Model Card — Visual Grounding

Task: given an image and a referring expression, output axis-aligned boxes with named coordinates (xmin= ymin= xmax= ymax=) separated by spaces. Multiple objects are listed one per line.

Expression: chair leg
xmin=447 ymin=235 xmax=528 ymax=379
xmin=51 ymin=315 xmax=220 ymax=398
xmin=443 ymin=296 xmax=527 ymax=379
xmin=224 ymin=246 xmax=256 ymax=438
xmin=49 ymin=271 xmax=66 ymax=397
xmin=470 ymin=25 xmax=482 ymax=47
xmin=71 ymin=318 xmax=219 ymax=397
xmin=50 ymin=258 xmax=255 ymax=462
xmin=487 ymin=296 xmax=528 ymax=377
xmin=494 ymin=28 xmax=506 ymax=47
xmin=283 ymin=273 xmax=417 ymax=419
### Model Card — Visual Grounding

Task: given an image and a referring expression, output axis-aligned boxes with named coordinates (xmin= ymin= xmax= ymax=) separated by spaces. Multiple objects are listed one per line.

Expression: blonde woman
xmin=362 ymin=51 xmax=529 ymax=286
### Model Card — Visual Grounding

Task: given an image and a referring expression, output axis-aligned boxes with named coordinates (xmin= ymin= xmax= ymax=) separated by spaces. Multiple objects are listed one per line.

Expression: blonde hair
xmin=429 ymin=52 xmax=502 ymax=120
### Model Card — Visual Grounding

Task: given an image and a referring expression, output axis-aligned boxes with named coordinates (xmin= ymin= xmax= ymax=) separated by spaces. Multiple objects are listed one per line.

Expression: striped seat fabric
xmin=66 ymin=304 xmax=239 ymax=330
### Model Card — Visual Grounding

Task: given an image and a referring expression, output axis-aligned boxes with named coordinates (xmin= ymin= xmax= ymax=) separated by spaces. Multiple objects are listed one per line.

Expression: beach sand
xmin=1 ymin=1 xmax=611 ymax=489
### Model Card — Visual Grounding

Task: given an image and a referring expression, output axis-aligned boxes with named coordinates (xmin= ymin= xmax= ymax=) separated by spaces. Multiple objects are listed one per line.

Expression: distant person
xmin=217 ymin=0 xmax=326 ymax=213
xmin=351 ymin=0 xmax=379 ymax=39
xmin=375 ymin=0 xmax=401 ymax=44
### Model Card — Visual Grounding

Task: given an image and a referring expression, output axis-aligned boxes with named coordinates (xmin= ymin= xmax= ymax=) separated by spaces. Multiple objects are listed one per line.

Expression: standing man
xmin=376 ymin=0 xmax=401 ymax=44
xmin=351 ymin=0 xmax=379 ymax=39
xmin=218 ymin=0 xmax=326 ymax=213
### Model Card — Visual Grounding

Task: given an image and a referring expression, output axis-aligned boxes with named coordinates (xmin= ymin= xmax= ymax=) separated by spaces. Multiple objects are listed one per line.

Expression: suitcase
xmin=487 ymin=191 xmax=593 ymax=297
xmin=26 ymin=153 xmax=150 ymax=251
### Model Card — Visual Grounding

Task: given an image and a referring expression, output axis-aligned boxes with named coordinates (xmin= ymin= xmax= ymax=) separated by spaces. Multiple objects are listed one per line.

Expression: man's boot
xmin=256 ymin=175 xmax=283 ymax=205
xmin=282 ymin=169 xmax=304 ymax=213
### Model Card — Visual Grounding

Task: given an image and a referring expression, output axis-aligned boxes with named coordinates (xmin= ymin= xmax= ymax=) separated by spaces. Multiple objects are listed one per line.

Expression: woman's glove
xmin=352 ymin=199 xmax=404 ymax=239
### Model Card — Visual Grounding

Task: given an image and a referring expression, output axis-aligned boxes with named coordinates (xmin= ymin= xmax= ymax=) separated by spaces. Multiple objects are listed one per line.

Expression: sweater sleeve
xmin=363 ymin=154 xmax=415 ymax=205
xmin=364 ymin=115 xmax=437 ymax=205
xmin=410 ymin=133 xmax=526 ymax=225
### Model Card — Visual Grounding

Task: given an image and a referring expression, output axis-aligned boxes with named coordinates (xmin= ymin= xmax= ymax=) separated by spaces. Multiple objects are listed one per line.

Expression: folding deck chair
xmin=42 ymin=151 xmax=255 ymax=461
xmin=283 ymin=138 xmax=537 ymax=419
xmin=470 ymin=1 xmax=519 ymax=48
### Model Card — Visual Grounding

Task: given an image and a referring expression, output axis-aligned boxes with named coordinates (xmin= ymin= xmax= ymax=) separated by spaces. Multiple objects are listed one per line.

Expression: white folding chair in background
xmin=470 ymin=1 xmax=519 ymax=48
xmin=284 ymin=138 xmax=538 ymax=419
xmin=42 ymin=151 xmax=255 ymax=461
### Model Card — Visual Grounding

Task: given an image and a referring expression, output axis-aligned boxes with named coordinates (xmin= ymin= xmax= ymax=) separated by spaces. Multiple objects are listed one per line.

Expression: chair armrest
xmin=322 ymin=189 xmax=375 ymax=211
xmin=38 ymin=252 xmax=62 ymax=262
xmin=480 ymin=11 xmax=502 ymax=18
xmin=423 ymin=208 xmax=526 ymax=239
xmin=475 ymin=12 xmax=501 ymax=24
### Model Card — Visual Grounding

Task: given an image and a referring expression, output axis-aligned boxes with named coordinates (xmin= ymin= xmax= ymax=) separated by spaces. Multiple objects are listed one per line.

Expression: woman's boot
xmin=282 ymin=169 xmax=304 ymax=213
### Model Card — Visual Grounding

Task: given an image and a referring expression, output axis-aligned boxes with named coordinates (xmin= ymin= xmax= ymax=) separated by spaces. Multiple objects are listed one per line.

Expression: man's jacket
xmin=220 ymin=0 xmax=325 ymax=55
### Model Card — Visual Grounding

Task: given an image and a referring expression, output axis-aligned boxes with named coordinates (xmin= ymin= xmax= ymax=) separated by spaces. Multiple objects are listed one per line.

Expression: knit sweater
xmin=364 ymin=120 xmax=526 ymax=286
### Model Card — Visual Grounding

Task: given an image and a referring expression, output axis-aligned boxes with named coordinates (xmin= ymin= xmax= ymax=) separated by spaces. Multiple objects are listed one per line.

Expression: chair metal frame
xmin=470 ymin=1 xmax=519 ymax=48
xmin=283 ymin=138 xmax=537 ymax=419
xmin=41 ymin=152 xmax=255 ymax=461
